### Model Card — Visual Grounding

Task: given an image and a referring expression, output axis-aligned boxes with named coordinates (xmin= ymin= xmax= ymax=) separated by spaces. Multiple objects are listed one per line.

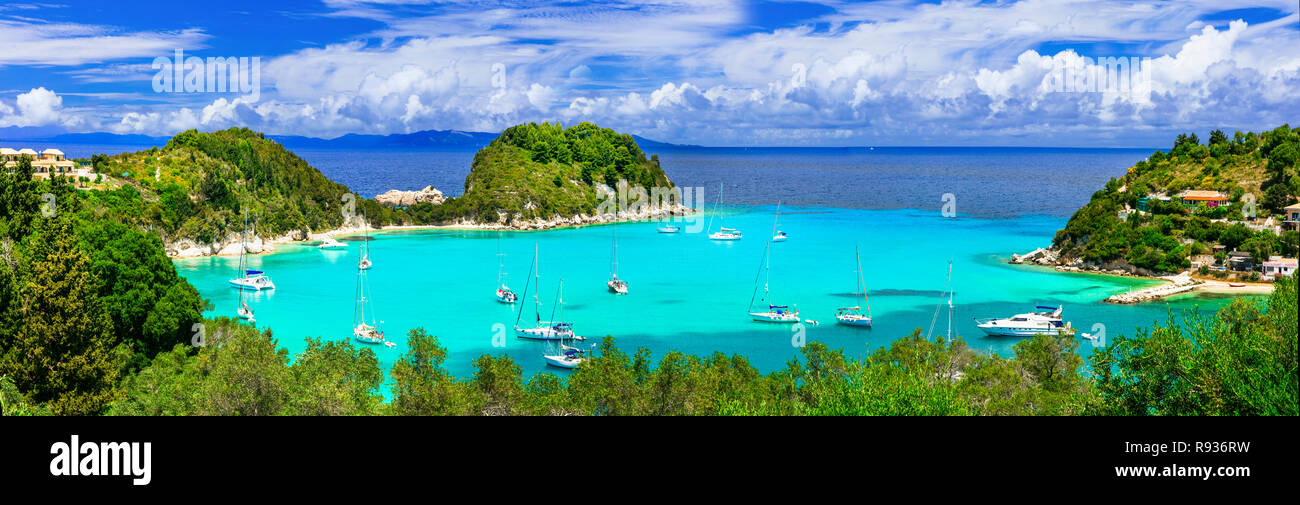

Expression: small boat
xmin=543 ymin=342 xmax=589 ymax=369
xmin=357 ymin=220 xmax=372 ymax=270
xmin=804 ymin=319 xmax=819 ymax=325
xmin=1228 ymin=282 xmax=1246 ymax=287
xmin=229 ymin=214 xmax=275 ymax=291
xmin=494 ymin=234 xmax=517 ymax=303
xmin=710 ymin=228 xmax=743 ymax=240
xmin=1081 ymin=332 xmax=1099 ymax=342
xmin=607 ymin=220 xmax=629 ymax=294
xmin=975 ymin=305 xmax=1076 ymax=337
xmin=657 ymin=225 xmax=680 ymax=233
xmin=706 ymin=183 xmax=742 ymax=240
xmin=318 ymin=238 xmax=347 ymax=249
xmin=352 ymin=242 xmax=387 ymax=346
xmin=236 ymin=302 xmax=255 ymax=323
xmin=770 ymin=202 xmax=788 ymax=242
xmin=748 ymin=242 xmax=799 ymax=323
xmin=514 ymin=246 xmax=585 ymax=341
xmin=835 ymin=246 xmax=872 ymax=327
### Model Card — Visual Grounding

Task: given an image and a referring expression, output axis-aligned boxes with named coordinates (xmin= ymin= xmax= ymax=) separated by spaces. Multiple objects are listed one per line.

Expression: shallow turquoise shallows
xmin=173 ymin=205 xmax=1240 ymax=380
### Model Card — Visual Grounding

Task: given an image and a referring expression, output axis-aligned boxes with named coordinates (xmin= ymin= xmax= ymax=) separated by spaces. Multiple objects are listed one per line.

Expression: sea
xmin=57 ymin=142 xmax=1249 ymax=379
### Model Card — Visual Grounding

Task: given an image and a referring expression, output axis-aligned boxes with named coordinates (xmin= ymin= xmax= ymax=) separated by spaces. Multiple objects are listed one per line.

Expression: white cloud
xmin=0 ymin=87 xmax=79 ymax=128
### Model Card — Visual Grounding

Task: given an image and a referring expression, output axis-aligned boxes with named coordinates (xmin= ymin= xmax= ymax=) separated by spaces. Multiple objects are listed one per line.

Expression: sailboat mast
xmin=534 ymin=243 xmax=541 ymax=321
xmin=946 ymin=260 xmax=953 ymax=343
xmin=857 ymin=246 xmax=870 ymax=319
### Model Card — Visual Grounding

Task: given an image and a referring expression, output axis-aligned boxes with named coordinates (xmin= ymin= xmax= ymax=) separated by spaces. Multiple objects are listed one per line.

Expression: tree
xmin=1 ymin=217 xmax=121 ymax=415
xmin=389 ymin=328 xmax=478 ymax=415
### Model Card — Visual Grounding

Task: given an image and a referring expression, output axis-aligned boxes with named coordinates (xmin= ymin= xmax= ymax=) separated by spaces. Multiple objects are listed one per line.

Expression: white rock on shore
xmin=375 ymin=185 xmax=445 ymax=207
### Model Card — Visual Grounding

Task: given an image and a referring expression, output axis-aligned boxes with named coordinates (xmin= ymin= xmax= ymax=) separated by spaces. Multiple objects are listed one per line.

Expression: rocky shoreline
xmin=165 ymin=203 xmax=694 ymax=259
xmin=1009 ymin=246 xmax=1273 ymax=303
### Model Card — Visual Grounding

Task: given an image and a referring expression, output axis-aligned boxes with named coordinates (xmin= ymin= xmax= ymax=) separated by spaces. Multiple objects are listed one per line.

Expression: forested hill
xmin=1048 ymin=125 xmax=1300 ymax=274
xmin=418 ymin=122 xmax=676 ymax=225
xmin=85 ymin=128 xmax=407 ymax=245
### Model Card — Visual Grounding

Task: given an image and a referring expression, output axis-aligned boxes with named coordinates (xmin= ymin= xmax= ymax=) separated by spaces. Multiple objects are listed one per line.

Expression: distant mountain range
xmin=1 ymin=126 xmax=695 ymax=150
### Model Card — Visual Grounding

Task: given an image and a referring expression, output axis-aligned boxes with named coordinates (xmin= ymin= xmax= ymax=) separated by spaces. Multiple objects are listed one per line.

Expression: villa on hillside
xmin=1262 ymin=257 xmax=1297 ymax=279
xmin=2 ymin=147 xmax=81 ymax=179
xmin=1285 ymin=202 xmax=1300 ymax=231
xmin=1177 ymin=190 xmax=1229 ymax=208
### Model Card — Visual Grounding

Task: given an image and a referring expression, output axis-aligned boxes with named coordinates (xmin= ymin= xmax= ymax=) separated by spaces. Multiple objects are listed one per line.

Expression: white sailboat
xmin=543 ymin=339 xmax=590 ymax=369
xmin=771 ymin=202 xmax=788 ymax=242
xmin=495 ymin=233 xmax=517 ymax=303
xmin=514 ymin=245 xmax=583 ymax=341
xmin=748 ymin=242 xmax=799 ymax=322
xmin=607 ymin=219 xmax=628 ymax=294
xmin=835 ymin=246 xmax=871 ymax=327
xmin=926 ymin=261 xmax=955 ymax=342
xmin=352 ymin=246 xmax=389 ymax=346
xmin=228 ymin=214 xmax=275 ymax=291
xmin=707 ymin=183 xmax=742 ymax=240
xmin=357 ymin=217 xmax=372 ymax=270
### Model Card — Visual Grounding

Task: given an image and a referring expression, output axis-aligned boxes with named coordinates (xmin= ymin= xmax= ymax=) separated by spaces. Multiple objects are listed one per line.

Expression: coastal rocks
xmin=1105 ymin=272 xmax=1201 ymax=304
xmin=1010 ymin=247 xmax=1058 ymax=265
xmin=495 ymin=202 xmax=694 ymax=231
xmin=375 ymin=185 xmax=444 ymax=207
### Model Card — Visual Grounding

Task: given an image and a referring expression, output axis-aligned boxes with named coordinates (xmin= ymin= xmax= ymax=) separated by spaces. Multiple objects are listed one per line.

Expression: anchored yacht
xmin=975 ymin=305 xmax=1075 ymax=337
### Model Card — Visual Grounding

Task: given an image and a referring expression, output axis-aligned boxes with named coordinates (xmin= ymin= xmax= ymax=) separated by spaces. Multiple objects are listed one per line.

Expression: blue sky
xmin=1 ymin=0 xmax=1297 ymax=146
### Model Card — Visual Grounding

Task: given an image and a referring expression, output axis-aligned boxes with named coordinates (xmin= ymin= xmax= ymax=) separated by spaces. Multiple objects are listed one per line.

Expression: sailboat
xmin=926 ymin=261 xmax=955 ymax=343
xmin=835 ymin=246 xmax=872 ymax=327
xmin=357 ymin=217 xmax=373 ymax=270
xmin=748 ymin=242 xmax=799 ymax=322
xmin=708 ymin=183 xmax=742 ymax=240
xmin=228 ymin=213 xmax=275 ymax=291
xmin=771 ymin=202 xmax=788 ymax=242
xmin=495 ymin=233 xmax=517 ymax=303
xmin=607 ymin=219 xmax=628 ymax=294
xmin=656 ymin=218 xmax=680 ymax=233
xmin=352 ymin=245 xmax=389 ymax=347
xmin=514 ymin=245 xmax=583 ymax=341
xmin=543 ymin=338 xmax=590 ymax=369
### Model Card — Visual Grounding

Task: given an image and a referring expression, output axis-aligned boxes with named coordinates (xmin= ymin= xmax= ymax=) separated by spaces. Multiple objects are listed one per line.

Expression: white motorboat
xmin=835 ymin=246 xmax=872 ymax=327
xmin=318 ymin=237 xmax=347 ymax=249
xmin=975 ymin=305 xmax=1075 ymax=337
xmin=772 ymin=231 xmax=788 ymax=242
xmin=657 ymin=225 xmax=680 ymax=233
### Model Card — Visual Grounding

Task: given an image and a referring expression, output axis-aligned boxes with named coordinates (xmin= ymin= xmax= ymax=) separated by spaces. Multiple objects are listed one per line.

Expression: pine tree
xmin=3 ymin=216 xmax=121 ymax=415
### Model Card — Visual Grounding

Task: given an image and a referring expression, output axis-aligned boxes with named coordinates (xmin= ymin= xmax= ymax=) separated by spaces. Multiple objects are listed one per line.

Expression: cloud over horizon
xmin=2 ymin=0 xmax=1297 ymax=146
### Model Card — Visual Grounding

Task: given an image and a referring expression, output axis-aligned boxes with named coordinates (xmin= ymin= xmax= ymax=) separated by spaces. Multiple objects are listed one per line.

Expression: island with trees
xmin=1015 ymin=125 xmax=1300 ymax=294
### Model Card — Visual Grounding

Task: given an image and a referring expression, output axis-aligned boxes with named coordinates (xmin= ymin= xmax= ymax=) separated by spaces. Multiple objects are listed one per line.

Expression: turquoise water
xmin=172 ymin=205 xmax=1241 ymax=379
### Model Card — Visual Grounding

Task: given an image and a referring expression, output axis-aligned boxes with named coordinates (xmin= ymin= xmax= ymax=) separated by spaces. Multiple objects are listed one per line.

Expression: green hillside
xmin=1051 ymin=125 xmax=1300 ymax=274
xmin=415 ymin=122 xmax=674 ymax=225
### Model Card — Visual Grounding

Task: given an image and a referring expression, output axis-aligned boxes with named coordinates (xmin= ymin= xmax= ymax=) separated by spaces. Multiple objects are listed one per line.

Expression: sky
xmin=0 ymin=0 xmax=1297 ymax=147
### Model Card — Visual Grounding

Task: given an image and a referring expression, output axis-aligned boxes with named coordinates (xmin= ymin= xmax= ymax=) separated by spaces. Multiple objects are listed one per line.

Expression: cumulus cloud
xmin=34 ymin=0 xmax=1296 ymax=145
xmin=0 ymin=87 xmax=78 ymax=128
